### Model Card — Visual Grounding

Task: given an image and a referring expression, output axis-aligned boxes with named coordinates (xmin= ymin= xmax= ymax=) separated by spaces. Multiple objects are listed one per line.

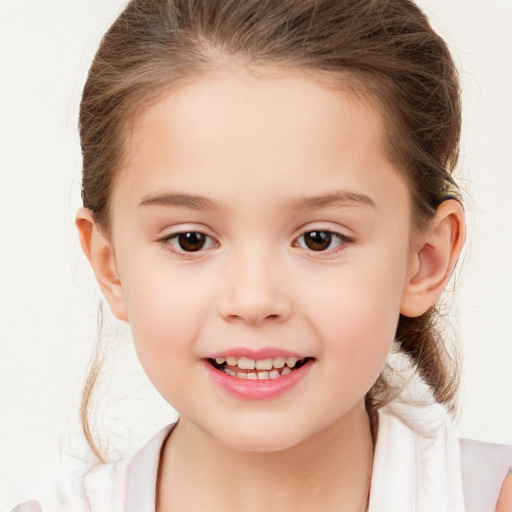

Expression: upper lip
xmin=205 ymin=347 xmax=311 ymax=360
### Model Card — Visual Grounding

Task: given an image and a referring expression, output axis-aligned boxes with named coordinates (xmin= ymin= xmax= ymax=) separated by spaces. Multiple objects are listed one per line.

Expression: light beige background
xmin=1 ymin=0 xmax=511 ymax=508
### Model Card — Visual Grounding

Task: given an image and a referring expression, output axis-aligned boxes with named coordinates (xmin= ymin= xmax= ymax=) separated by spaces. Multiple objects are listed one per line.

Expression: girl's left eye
xmin=163 ymin=231 xmax=217 ymax=253
xmin=295 ymin=230 xmax=350 ymax=252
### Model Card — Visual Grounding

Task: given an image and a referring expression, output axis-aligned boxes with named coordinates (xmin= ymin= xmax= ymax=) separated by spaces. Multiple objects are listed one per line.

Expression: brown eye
xmin=303 ymin=231 xmax=333 ymax=251
xmin=176 ymin=232 xmax=207 ymax=252
xmin=296 ymin=230 xmax=349 ymax=252
xmin=163 ymin=230 xmax=217 ymax=255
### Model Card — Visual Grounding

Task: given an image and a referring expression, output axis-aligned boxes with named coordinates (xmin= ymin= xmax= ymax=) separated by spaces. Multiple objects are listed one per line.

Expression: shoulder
xmin=496 ymin=473 xmax=512 ymax=512
xmin=9 ymin=423 xmax=176 ymax=512
xmin=9 ymin=458 xmax=130 ymax=512
xmin=66 ymin=424 xmax=174 ymax=512
xmin=9 ymin=424 xmax=174 ymax=512
xmin=10 ymin=502 xmax=43 ymax=512
xmin=460 ymin=437 xmax=512 ymax=512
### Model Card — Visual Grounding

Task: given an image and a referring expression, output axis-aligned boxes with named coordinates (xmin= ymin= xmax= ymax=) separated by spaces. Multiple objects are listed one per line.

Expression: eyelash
xmin=160 ymin=229 xmax=352 ymax=256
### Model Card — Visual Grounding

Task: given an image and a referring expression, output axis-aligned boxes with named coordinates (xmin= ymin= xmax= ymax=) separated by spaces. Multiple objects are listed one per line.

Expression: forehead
xmin=113 ymin=68 xmax=410 ymax=218
xmin=129 ymin=67 xmax=383 ymax=148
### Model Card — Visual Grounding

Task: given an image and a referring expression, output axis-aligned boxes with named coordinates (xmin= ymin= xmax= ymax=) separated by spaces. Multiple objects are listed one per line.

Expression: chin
xmin=203 ymin=414 xmax=314 ymax=453
xmin=219 ymin=431 xmax=303 ymax=453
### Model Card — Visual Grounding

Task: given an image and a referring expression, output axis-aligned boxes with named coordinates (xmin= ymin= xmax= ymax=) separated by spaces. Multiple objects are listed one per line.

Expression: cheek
xmin=300 ymin=247 xmax=409 ymax=382
xmin=310 ymin=285 xmax=398 ymax=373
xmin=117 ymin=258 xmax=215 ymax=384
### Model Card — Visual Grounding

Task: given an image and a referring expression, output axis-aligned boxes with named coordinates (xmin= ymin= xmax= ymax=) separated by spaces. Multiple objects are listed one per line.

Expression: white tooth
xmin=225 ymin=369 xmax=236 ymax=376
xmin=281 ymin=367 xmax=292 ymax=375
xmin=237 ymin=372 xmax=247 ymax=379
xmin=226 ymin=356 xmax=237 ymax=366
xmin=286 ymin=357 xmax=299 ymax=368
xmin=215 ymin=357 xmax=226 ymax=365
xmin=238 ymin=357 xmax=255 ymax=370
xmin=255 ymin=358 xmax=273 ymax=370
xmin=258 ymin=371 xmax=269 ymax=380
xmin=247 ymin=372 xmax=258 ymax=380
xmin=273 ymin=357 xmax=286 ymax=369
xmin=269 ymin=370 xmax=280 ymax=379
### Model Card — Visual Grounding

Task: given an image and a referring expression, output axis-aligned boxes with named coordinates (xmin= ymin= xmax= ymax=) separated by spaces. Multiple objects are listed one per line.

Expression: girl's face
xmin=108 ymin=69 xmax=415 ymax=451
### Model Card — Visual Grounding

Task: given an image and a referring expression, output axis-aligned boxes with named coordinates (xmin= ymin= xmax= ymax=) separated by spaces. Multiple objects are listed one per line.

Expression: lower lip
xmin=203 ymin=359 xmax=313 ymax=400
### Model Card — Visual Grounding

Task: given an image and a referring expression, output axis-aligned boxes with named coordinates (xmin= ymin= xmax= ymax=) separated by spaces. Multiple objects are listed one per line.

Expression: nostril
xmin=243 ymin=312 xmax=284 ymax=325
xmin=217 ymin=287 xmax=293 ymax=325
xmin=222 ymin=311 xmax=285 ymax=325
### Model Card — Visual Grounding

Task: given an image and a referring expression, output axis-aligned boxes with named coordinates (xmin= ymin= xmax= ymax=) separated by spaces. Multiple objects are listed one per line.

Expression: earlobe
xmin=400 ymin=199 xmax=466 ymax=318
xmin=75 ymin=208 xmax=129 ymax=322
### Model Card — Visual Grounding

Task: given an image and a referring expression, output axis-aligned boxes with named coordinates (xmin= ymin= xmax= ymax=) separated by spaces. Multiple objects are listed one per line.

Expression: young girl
xmin=11 ymin=0 xmax=512 ymax=511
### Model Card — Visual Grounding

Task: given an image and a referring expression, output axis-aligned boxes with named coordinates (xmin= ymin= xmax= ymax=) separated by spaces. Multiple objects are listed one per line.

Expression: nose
xmin=217 ymin=249 xmax=293 ymax=325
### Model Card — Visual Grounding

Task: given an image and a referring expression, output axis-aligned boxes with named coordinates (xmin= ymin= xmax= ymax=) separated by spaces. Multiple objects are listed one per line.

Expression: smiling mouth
xmin=207 ymin=356 xmax=313 ymax=380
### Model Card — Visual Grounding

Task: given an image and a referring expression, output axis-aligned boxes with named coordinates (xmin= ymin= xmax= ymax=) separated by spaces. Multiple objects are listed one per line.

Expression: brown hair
xmin=79 ymin=0 xmax=462 ymax=459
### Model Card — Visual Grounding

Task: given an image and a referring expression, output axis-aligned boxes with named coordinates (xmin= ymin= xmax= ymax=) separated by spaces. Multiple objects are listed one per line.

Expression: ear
xmin=75 ymin=207 xmax=129 ymax=322
xmin=400 ymin=199 xmax=466 ymax=317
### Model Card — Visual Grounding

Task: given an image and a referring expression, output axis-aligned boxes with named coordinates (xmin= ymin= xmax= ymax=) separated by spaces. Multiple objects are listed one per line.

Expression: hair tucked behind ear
xmin=81 ymin=303 xmax=108 ymax=463
xmin=79 ymin=0 xmax=462 ymax=458
xmin=366 ymin=306 xmax=460 ymax=440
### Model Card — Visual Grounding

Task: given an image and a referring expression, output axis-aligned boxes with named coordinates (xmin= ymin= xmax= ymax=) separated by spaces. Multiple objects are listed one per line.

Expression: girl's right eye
xmin=163 ymin=231 xmax=217 ymax=253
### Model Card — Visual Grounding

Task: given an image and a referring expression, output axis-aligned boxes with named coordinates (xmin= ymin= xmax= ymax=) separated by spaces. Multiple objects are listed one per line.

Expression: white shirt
xmin=12 ymin=400 xmax=512 ymax=512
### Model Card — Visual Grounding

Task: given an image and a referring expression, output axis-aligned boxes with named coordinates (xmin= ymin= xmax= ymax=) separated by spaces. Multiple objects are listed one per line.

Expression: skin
xmin=497 ymin=475 xmax=512 ymax=512
xmin=77 ymin=68 xmax=466 ymax=511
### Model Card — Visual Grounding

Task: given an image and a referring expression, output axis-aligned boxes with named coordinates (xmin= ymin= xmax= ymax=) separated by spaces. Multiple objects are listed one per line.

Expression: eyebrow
xmin=291 ymin=191 xmax=376 ymax=210
xmin=138 ymin=190 xmax=376 ymax=211
xmin=139 ymin=192 xmax=218 ymax=210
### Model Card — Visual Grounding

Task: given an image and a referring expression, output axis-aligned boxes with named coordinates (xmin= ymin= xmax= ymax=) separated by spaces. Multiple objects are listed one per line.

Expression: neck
xmin=157 ymin=401 xmax=374 ymax=512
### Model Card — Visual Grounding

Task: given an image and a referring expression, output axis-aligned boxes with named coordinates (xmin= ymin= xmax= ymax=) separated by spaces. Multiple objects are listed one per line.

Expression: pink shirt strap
xmin=460 ymin=437 xmax=512 ymax=512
